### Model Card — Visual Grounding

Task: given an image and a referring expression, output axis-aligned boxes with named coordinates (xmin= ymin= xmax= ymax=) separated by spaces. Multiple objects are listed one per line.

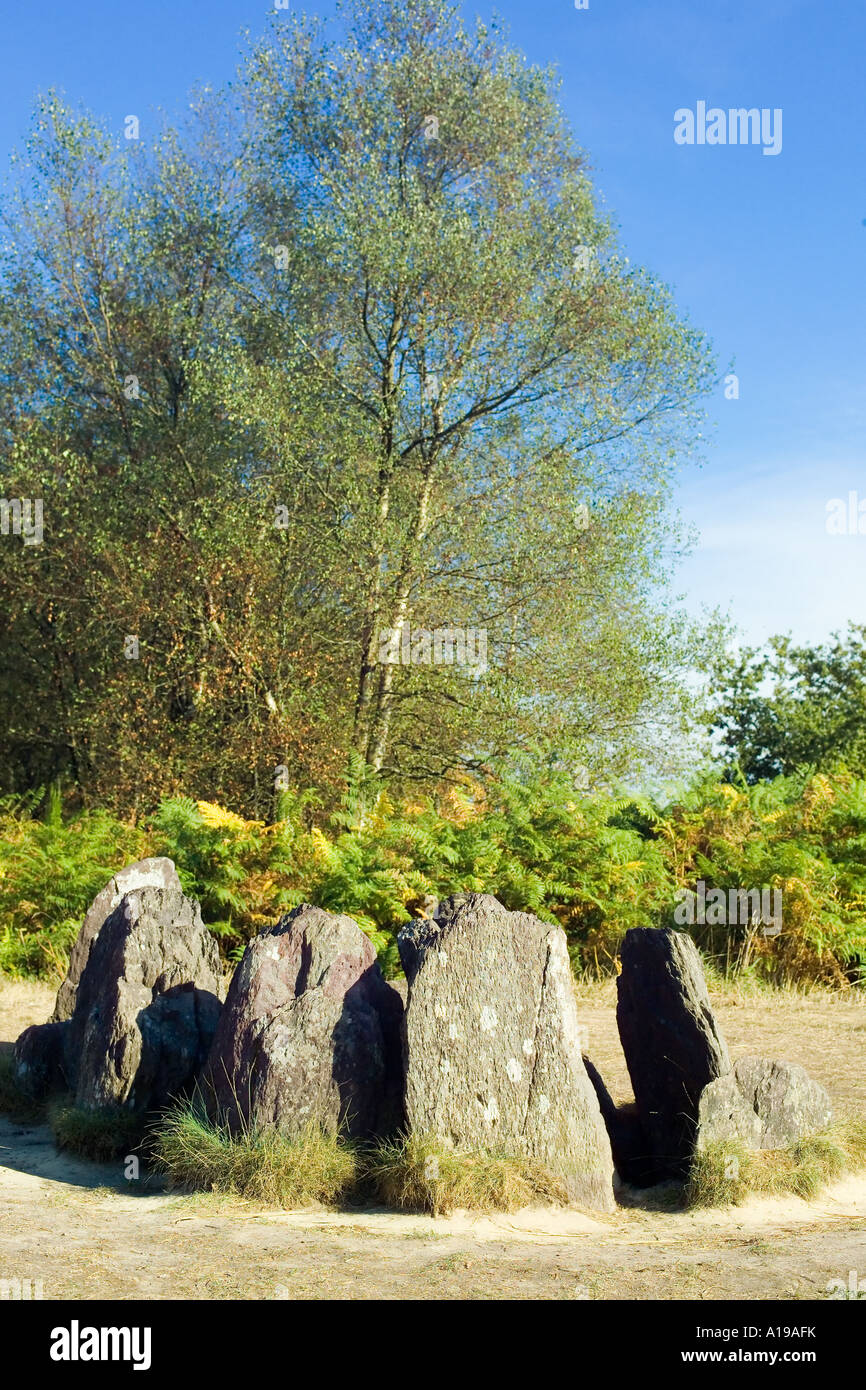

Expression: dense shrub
xmin=0 ymin=787 xmax=147 ymax=976
xmin=1 ymin=769 xmax=865 ymax=987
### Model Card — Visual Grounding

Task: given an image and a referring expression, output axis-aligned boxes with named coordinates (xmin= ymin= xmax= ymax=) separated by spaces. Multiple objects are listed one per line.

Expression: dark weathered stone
xmin=53 ymin=858 xmax=181 ymax=1022
xmin=583 ymin=1056 xmax=656 ymax=1188
xmin=388 ymin=977 xmax=409 ymax=1007
xmin=616 ymin=926 xmax=731 ymax=1177
xmin=13 ymin=1020 xmax=71 ymax=1099
xmin=69 ymin=886 xmax=221 ymax=1112
xmin=203 ymin=904 xmax=403 ymax=1141
xmin=398 ymin=893 xmax=615 ymax=1212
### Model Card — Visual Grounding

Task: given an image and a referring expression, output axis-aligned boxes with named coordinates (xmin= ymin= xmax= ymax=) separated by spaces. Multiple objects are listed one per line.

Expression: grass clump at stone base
xmin=366 ymin=1132 xmax=570 ymax=1215
xmin=687 ymin=1118 xmax=866 ymax=1208
xmin=149 ymin=1109 xmax=569 ymax=1214
xmin=150 ymin=1098 xmax=358 ymax=1208
xmin=49 ymin=1099 xmax=148 ymax=1161
xmin=0 ymin=1050 xmax=46 ymax=1123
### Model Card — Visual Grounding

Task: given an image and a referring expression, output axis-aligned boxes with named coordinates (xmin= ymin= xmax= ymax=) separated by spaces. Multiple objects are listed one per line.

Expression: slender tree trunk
xmin=352 ymin=471 xmax=391 ymax=754
xmin=351 ymin=305 xmax=403 ymax=758
xmin=366 ymin=457 xmax=436 ymax=773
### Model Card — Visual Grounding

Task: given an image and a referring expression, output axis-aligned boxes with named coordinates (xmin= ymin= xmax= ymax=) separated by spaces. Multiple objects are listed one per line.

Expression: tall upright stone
xmin=53 ymin=857 xmax=181 ymax=1022
xmin=202 ymin=905 xmax=403 ymax=1141
xmin=616 ymin=926 xmax=731 ymax=1178
xmin=69 ymin=886 xmax=222 ymax=1112
xmin=398 ymin=893 xmax=615 ymax=1212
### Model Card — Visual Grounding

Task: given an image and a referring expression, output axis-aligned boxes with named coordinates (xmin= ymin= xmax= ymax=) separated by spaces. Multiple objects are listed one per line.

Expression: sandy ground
xmin=1 ymin=977 xmax=865 ymax=1301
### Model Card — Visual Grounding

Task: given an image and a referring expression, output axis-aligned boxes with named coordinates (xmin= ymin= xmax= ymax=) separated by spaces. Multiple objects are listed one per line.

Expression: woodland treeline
xmin=2 ymin=1 xmax=866 ymax=988
xmin=0 ymin=0 xmax=719 ymax=816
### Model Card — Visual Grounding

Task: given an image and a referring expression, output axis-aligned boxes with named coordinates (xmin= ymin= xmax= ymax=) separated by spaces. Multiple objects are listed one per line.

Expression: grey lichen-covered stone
xmin=53 ymin=857 xmax=181 ymax=1022
xmin=616 ymin=927 xmax=731 ymax=1178
xmin=13 ymin=1019 xmax=71 ymax=1099
xmin=733 ymin=1057 xmax=833 ymax=1148
xmin=202 ymin=904 xmax=403 ymax=1141
xmin=695 ymin=1072 xmax=763 ymax=1153
xmin=696 ymin=1058 xmax=833 ymax=1153
xmin=69 ymin=886 xmax=222 ymax=1112
xmin=398 ymin=893 xmax=615 ymax=1212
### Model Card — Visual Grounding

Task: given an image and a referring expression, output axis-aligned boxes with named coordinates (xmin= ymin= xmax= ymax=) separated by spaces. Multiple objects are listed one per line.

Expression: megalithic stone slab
xmin=733 ymin=1057 xmax=833 ymax=1148
xmin=398 ymin=893 xmax=615 ymax=1212
xmin=202 ymin=904 xmax=403 ymax=1141
xmin=69 ymin=886 xmax=222 ymax=1112
xmin=53 ymin=857 xmax=181 ymax=1022
xmin=695 ymin=1072 xmax=763 ymax=1154
xmin=616 ymin=926 xmax=731 ymax=1177
xmin=696 ymin=1058 xmax=833 ymax=1154
xmin=13 ymin=1020 xmax=71 ymax=1100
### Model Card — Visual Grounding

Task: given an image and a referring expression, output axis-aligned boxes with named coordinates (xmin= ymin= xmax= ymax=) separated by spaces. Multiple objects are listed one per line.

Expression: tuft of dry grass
xmin=149 ymin=1099 xmax=358 ymax=1208
xmin=149 ymin=1111 xmax=571 ymax=1216
xmin=0 ymin=1049 xmax=46 ymax=1123
xmin=365 ymin=1132 xmax=570 ymax=1215
xmin=49 ymin=1100 xmax=147 ymax=1161
xmin=688 ymin=1119 xmax=866 ymax=1208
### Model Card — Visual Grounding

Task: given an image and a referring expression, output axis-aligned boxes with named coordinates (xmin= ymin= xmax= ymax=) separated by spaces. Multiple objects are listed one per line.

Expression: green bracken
xmin=2 ymin=765 xmax=866 ymax=987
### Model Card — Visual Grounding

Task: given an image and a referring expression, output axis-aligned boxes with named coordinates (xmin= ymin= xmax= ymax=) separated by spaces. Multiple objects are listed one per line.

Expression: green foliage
xmin=710 ymin=624 xmax=866 ymax=782
xmin=2 ymin=768 xmax=865 ymax=988
xmin=0 ymin=0 xmax=716 ymax=817
xmin=659 ymin=769 xmax=866 ymax=984
xmin=151 ymin=798 xmax=269 ymax=935
xmin=0 ymin=788 xmax=147 ymax=977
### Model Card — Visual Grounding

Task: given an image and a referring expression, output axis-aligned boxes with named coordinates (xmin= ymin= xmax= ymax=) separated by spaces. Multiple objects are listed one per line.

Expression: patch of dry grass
xmin=0 ymin=1049 xmax=46 ymax=1123
xmin=150 ymin=1099 xmax=358 ymax=1208
xmin=49 ymin=1099 xmax=147 ymax=1161
xmin=366 ymin=1132 xmax=570 ymax=1215
xmin=687 ymin=1119 xmax=866 ymax=1208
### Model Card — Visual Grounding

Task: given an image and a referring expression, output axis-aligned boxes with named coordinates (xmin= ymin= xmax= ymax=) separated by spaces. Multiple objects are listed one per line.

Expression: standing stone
xmin=53 ymin=858 xmax=181 ymax=1022
xmin=398 ymin=893 xmax=615 ymax=1212
xmin=69 ymin=886 xmax=222 ymax=1112
xmin=616 ymin=927 xmax=731 ymax=1178
xmin=13 ymin=1020 xmax=70 ymax=1100
xmin=202 ymin=904 xmax=403 ymax=1141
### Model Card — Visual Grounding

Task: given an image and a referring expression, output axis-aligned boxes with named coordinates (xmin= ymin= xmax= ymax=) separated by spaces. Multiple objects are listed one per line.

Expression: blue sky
xmin=2 ymin=0 xmax=863 ymax=650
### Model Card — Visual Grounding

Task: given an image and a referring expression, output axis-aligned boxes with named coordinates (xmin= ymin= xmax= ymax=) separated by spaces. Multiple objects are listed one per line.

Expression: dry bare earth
xmin=1 ymin=977 xmax=864 ymax=1301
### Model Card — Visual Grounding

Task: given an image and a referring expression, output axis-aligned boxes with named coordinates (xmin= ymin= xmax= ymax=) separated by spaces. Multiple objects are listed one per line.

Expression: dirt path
xmin=1 ymin=979 xmax=864 ymax=1301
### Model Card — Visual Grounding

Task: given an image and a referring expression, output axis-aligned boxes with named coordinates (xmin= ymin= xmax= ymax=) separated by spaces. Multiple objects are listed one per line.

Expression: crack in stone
xmin=521 ymin=932 xmax=552 ymax=1137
